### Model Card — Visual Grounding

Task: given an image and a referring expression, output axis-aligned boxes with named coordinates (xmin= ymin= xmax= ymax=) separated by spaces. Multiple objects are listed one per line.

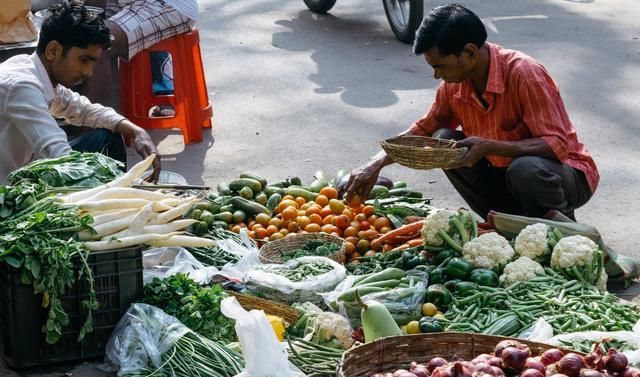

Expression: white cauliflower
xmin=309 ymin=312 xmax=354 ymax=349
xmin=500 ymin=256 xmax=544 ymax=286
xmin=551 ymin=235 xmax=604 ymax=289
xmin=515 ymin=223 xmax=550 ymax=258
xmin=462 ymin=232 xmax=515 ymax=270
xmin=422 ymin=208 xmax=476 ymax=251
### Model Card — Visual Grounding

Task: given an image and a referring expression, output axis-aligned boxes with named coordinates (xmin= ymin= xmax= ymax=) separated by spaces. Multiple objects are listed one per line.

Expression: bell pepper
xmin=433 ymin=249 xmax=461 ymax=266
xmin=444 ymin=279 xmax=462 ymax=292
xmin=419 ymin=317 xmax=444 ymax=333
xmin=445 ymin=257 xmax=475 ymax=279
xmin=425 ymin=284 xmax=452 ymax=307
xmin=469 ymin=268 xmax=499 ymax=287
xmin=429 ymin=267 xmax=448 ymax=285
xmin=454 ymin=281 xmax=479 ymax=296
xmin=402 ymin=251 xmax=421 ymax=270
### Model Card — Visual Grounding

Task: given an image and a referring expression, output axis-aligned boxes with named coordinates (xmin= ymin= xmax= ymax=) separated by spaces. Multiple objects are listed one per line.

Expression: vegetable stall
xmin=0 ymin=152 xmax=638 ymax=376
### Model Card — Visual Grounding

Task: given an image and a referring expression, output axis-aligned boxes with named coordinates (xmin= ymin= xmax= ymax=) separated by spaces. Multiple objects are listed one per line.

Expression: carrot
xmin=390 ymin=237 xmax=424 ymax=252
xmin=370 ymin=220 xmax=425 ymax=249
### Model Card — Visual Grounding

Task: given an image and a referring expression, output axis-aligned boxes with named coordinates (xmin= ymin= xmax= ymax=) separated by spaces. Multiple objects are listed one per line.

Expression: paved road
xmin=4 ymin=0 xmax=640 ymax=375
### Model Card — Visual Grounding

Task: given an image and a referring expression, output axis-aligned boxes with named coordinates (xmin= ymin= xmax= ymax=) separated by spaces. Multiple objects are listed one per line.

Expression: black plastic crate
xmin=0 ymin=247 xmax=143 ymax=368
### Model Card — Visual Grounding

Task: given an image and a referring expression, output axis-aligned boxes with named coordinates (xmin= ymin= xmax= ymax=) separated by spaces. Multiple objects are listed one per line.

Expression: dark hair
xmin=36 ymin=0 xmax=111 ymax=55
xmin=413 ymin=4 xmax=486 ymax=56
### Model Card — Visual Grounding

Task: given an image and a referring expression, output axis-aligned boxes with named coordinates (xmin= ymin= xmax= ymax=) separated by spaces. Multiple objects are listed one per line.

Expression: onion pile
xmin=369 ymin=340 xmax=639 ymax=377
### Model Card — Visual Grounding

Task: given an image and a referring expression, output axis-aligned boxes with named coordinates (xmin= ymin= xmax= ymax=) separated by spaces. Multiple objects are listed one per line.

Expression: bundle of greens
xmin=0 ymin=182 xmax=45 ymax=219
xmin=366 ymin=196 xmax=433 ymax=228
xmin=143 ymin=274 xmax=236 ymax=343
xmin=281 ymin=240 xmax=341 ymax=262
xmin=7 ymin=151 xmax=123 ymax=187
xmin=0 ymin=197 xmax=96 ymax=344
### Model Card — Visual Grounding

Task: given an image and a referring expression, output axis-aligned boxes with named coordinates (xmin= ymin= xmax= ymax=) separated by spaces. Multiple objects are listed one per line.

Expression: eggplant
xmin=376 ymin=175 xmax=394 ymax=189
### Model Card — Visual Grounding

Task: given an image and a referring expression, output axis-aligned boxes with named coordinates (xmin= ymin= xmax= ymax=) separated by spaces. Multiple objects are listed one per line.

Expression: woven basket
xmin=258 ymin=233 xmax=346 ymax=264
xmin=380 ymin=135 xmax=467 ymax=170
xmin=338 ymin=332 xmax=579 ymax=377
xmin=226 ymin=291 xmax=301 ymax=324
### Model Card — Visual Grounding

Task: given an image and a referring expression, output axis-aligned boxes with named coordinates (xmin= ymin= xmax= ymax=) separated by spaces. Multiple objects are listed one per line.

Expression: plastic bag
xmin=519 ymin=317 xmax=554 ymax=342
xmin=0 ymin=0 xmax=37 ymax=43
xmin=106 ymin=303 xmax=190 ymax=375
xmin=217 ymin=231 xmax=262 ymax=281
xmin=142 ymin=247 xmax=219 ymax=285
xmin=244 ymin=256 xmax=346 ymax=305
xmin=221 ymin=297 xmax=305 ymax=377
xmin=322 ymin=270 xmax=427 ymax=327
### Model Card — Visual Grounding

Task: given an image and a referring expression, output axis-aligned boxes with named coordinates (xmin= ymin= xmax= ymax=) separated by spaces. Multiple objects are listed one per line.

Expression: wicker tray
xmin=380 ymin=135 xmax=467 ymax=170
xmin=258 ymin=232 xmax=346 ymax=264
xmin=226 ymin=291 xmax=301 ymax=324
xmin=338 ymin=332 xmax=578 ymax=377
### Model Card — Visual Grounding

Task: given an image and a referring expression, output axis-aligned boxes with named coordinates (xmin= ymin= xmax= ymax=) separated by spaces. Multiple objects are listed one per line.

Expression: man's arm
xmin=455 ymin=136 xmax=556 ymax=167
xmin=6 ymin=84 xmax=72 ymax=159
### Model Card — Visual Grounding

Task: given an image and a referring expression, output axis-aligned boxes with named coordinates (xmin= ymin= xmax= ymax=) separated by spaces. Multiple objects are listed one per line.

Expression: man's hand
xmin=453 ymin=136 xmax=492 ymax=168
xmin=115 ymin=120 xmax=161 ymax=182
xmin=344 ymin=160 xmax=383 ymax=204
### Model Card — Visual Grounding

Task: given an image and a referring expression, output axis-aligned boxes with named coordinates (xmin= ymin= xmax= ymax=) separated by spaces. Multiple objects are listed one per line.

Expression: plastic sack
xmin=322 ymin=270 xmax=427 ymax=327
xmin=143 ymin=247 xmax=219 ymax=285
xmin=519 ymin=317 xmax=554 ymax=342
xmin=106 ymin=303 xmax=190 ymax=376
xmin=217 ymin=230 xmax=262 ymax=281
xmin=0 ymin=0 xmax=37 ymax=43
xmin=544 ymin=319 xmax=640 ymax=367
xmin=221 ymin=297 xmax=305 ymax=377
xmin=244 ymin=256 xmax=346 ymax=305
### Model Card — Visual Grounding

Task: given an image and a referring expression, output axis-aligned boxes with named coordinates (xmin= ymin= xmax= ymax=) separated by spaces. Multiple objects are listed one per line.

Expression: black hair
xmin=413 ymin=4 xmax=487 ymax=56
xmin=36 ymin=0 xmax=111 ymax=55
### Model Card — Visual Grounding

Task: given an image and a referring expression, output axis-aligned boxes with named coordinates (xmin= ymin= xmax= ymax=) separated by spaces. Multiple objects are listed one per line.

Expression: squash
xmin=355 ymin=289 xmax=403 ymax=343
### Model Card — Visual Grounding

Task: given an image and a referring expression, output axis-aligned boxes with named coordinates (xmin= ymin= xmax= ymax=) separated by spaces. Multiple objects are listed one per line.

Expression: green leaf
xmin=4 ymin=254 xmax=23 ymax=268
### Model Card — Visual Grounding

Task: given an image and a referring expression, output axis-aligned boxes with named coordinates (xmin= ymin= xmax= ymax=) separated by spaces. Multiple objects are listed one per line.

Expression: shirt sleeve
xmin=49 ymin=85 xmax=125 ymax=131
xmin=408 ymin=82 xmax=456 ymax=136
xmin=517 ymin=65 xmax=571 ymax=162
xmin=5 ymin=83 xmax=72 ymax=159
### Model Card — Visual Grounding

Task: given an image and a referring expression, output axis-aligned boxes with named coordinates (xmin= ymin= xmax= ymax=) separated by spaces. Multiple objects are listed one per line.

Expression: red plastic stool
xmin=119 ymin=28 xmax=212 ymax=144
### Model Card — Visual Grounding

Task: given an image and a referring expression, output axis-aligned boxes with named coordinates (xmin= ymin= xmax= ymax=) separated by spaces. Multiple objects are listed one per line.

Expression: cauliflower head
xmin=462 ymin=232 xmax=515 ymax=270
xmin=311 ymin=312 xmax=354 ymax=349
xmin=500 ymin=256 xmax=544 ymax=286
xmin=551 ymin=235 xmax=597 ymax=268
xmin=421 ymin=209 xmax=457 ymax=246
xmin=514 ymin=223 xmax=551 ymax=259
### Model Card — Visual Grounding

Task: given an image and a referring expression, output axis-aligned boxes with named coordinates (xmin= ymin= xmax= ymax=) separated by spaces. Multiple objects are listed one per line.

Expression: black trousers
xmin=432 ymin=129 xmax=593 ymax=220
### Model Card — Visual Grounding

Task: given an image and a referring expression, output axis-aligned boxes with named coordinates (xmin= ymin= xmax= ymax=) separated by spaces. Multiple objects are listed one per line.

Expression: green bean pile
xmin=287 ymin=337 xmax=344 ymax=377
xmin=445 ymin=268 xmax=640 ymax=334
xmin=278 ymin=262 xmax=334 ymax=282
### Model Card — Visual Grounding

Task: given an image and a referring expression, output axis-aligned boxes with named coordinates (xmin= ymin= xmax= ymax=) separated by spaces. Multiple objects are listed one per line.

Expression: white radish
xmin=78 ymin=187 xmax=174 ymax=203
xmin=83 ymin=232 xmax=177 ymax=251
xmin=146 ymin=235 xmax=216 ymax=248
xmin=125 ymin=202 xmax=156 ymax=237
xmin=77 ymin=199 xmax=173 ymax=213
xmin=61 ymin=154 xmax=156 ymax=203
xmin=78 ymin=214 xmax=137 ymax=240
xmin=157 ymin=197 xmax=183 ymax=207
xmin=102 ymin=219 xmax=199 ymax=240
xmin=148 ymin=198 xmax=198 ymax=225
xmin=91 ymin=208 xmax=139 ymax=227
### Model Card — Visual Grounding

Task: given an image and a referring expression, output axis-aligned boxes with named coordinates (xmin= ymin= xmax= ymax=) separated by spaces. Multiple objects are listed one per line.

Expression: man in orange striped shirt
xmin=345 ymin=4 xmax=597 ymax=221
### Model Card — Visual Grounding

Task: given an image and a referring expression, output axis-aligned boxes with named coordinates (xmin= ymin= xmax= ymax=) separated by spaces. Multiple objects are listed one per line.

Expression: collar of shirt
xmin=29 ymin=53 xmax=56 ymax=104
xmin=454 ymin=42 xmax=505 ymax=108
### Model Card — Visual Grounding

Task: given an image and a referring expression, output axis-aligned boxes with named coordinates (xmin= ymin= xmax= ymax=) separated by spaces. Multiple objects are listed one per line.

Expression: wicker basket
xmin=338 ymin=332 xmax=578 ymax=377
xmin=226 ymin=291 xmax=301 ymax=324
xmin=380 ymin=135 xmax=467 ymax=170
xmin=258 ymin=233 xmax=346 ymax=264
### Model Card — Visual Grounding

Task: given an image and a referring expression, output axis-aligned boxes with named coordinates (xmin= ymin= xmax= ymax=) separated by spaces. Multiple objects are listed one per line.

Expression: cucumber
xmin=369 ymin=185 xmax=390 ymax=199
xmin=285 ymin=187 xmax=318 ymax=202
xmin=194 ymin=221 xmax=209 ymax=236
xmin=266 ymin=193 xmax=282 ymax=212
xmin=213 ymin=211 xmax=233 ymax=223
xmin=219 ymin=204 xmax=234 ymax=213
xmin=200 ymin=210 xmax=215 ymax=226
xmin=191 ymin=209 xmax=202 ymax=221
xmin=308 ymin=177 xmax=329 ymax=193
xmin=239 ymin=171 xmax=267 ymax=189
xmin=239 ymin=186 xmax=254 ymax=200
xmin=230 ymin=196 xmax=269 ymax=217
xmin=264 ymin=186 xmax=285 ymax=197
xmin=289 ymin=176 xmax=302 ymax=186
xmin=354 ymin=279 xmax=400 ymax=289
xmin=353 ymin=268 xmax=406 ymax=287
xmin=338 ymin=286 xmax=386 ymax=302
xmin=254 ymin=192 xmax=268 ymax=205
xmin=207 ymin=192 xmax=220 ymax=201
xmin=388 ymin=188 xmax=423 ymax=198
xmin=217 ymin=182 xmax=232 ymax=195
xmin=393 ymin=181 xmax=408 ymax=189
xmin=229 ymin=178 xmax=263 ymax=193
xmin=232 ymin=210 xmax=247 ymax=223
xmin=212 ymin=220 xmax=229 ymax=229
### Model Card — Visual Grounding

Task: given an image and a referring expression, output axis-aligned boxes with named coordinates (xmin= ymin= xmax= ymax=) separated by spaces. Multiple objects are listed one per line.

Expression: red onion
xmin=623 ymin=367 xmax=640 ymax=377
xmin=550 ymin=375 xmax=570 ymax=377
xmin=521 ymin=369 xmax=544 ymax=377
xmin=393 ymin=371 xmax=412 ymax=377
xmin=603 ymin=349 xmax=628 ymax=373
xmin=431 ymin=366 xmax=454 ymax=377
xmin=396 ymin=373 xmax=418 ymax=377
xmin=556 ymin=353 xmax=586 ymax=377
xmin=490 ymin=366 xmax=505 ymax=377
xmin=428 ymin=358 xmax=449 ymax=373
xmin=409 ymin=362 xmax=430 ymax=377
xmin=501 ymin=346 xmax=531 ymax=371
xmin=580 ymin=369 xmax=604 ymax=377
xmin=472 ymin=354 xmax=493 ymax=364
xmin=494 ymin=340 xmax=524 ymax=358
xmin=451 ymin=362 xmax=472 ymax=377
xmin=525 ymin=358 xmax=546 ymax=373
xmin=487 ymin=357 xmax=503 ymax=367
xmin=370 ymin=374 xmax=393 ymax=377
xmin=473 ymin=363 xmax=493 ymax=374
xmin=541 ymin=349 xmax=566 ymax=366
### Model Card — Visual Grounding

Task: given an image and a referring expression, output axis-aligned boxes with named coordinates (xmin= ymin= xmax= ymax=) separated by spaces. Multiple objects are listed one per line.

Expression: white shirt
xmin=0 ymin=53 xmax=125 ymax=184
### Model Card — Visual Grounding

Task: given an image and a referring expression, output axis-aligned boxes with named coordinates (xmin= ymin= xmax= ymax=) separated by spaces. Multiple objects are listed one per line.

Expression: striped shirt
xmin=409 ymin=43 xmax=599 ymax=193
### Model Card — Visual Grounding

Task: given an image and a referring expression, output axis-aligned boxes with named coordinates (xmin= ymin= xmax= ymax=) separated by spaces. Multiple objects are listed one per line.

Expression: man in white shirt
xmin=0 ymin=0 xmax=161 ymax=184
xmin=83 ymin=0 xmax=198 ymax=106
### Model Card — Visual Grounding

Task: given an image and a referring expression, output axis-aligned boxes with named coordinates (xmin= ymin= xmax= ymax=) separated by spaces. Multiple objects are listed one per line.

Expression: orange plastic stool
xmin=119 ymin=28 xmax=212 ymax=145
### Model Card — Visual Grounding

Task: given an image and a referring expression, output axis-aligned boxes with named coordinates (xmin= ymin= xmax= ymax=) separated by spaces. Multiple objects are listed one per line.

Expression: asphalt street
xmin=3 ymin=0 xmax=640 ymax=375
